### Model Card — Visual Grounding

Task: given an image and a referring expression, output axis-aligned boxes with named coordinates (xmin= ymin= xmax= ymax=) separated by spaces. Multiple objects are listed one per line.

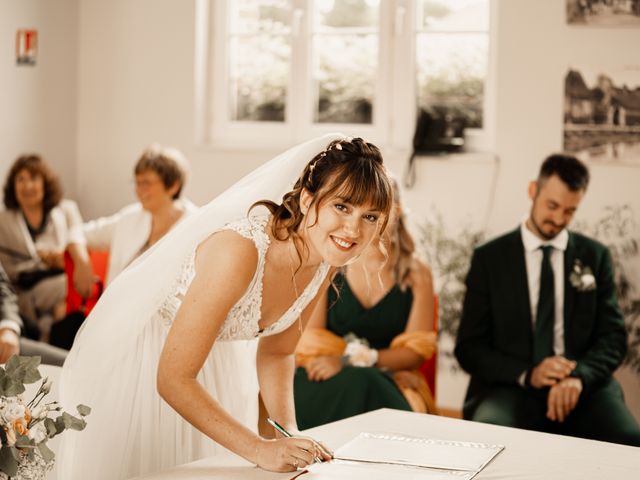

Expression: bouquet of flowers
xmin=0 ymin=356 xmax=90 ymax=480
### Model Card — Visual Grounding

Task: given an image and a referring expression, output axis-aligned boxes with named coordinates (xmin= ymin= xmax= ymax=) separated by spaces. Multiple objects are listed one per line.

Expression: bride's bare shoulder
xmin=194 ymin=230 xmax=259 ymax=283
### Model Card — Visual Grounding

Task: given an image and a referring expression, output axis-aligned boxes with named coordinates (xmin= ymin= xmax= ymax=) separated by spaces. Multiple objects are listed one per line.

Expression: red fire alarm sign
xmin=16 ymin=29 xmax=38 ymax=66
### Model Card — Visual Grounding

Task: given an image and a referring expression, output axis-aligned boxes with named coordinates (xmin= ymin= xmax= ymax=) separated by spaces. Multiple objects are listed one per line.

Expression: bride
xmin=58 ymin=134 xmax=394 ymax=479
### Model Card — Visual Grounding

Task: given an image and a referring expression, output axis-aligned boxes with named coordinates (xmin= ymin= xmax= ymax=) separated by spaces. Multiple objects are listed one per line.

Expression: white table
xmin=131 ymin=408 xmax=640 ymax=480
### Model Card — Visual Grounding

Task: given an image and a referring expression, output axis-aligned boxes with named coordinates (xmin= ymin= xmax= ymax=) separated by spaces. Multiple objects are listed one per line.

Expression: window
xmin=227 ymin=1 xmax=290 ymax=123
xmin=202 ymin=0 xmax=493 ymax=151
xmin=416 ymin=0 xmax=489 ymax=129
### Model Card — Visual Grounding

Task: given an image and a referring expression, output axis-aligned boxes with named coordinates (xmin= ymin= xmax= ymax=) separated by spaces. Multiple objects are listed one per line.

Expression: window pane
xmin=228 ymin=35 xmax=289 ymax=122
xmin=313 ymin=34 xmax=377 ymax=124
xmin=416 ymin=33 xmax=487 ymax=128
xmin=230 ymin=0 xmax=291 ymax=35
xmin=417 ymin=0 xmax=488 ymax=32
xmin=314 ymin=0 xmax=380 ymax=30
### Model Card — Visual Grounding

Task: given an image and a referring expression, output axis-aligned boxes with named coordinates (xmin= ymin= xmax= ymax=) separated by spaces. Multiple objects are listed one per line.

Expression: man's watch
xmin=569 ymin=369 xmax=582 ymax=380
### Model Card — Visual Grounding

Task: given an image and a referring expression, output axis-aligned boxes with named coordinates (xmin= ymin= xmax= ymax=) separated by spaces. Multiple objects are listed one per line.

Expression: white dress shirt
xmin=520 ymin=219 xmax=569 ymax=357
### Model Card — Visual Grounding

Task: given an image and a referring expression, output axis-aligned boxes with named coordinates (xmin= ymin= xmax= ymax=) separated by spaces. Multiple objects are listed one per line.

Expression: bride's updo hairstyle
xmin=252 ymin=137 xmax=393 ymax=262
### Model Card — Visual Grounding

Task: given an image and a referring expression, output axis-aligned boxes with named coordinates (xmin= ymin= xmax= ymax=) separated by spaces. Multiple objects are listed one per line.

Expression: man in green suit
xmin=455 ymin=154 xmax=640 ymax=446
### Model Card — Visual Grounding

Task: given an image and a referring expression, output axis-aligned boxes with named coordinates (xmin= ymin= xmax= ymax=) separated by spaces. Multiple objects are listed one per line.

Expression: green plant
xmin=418 ymin=215 xmax=484 ymax=371
xmin=574 ymin=205 xmax=640 ymax=374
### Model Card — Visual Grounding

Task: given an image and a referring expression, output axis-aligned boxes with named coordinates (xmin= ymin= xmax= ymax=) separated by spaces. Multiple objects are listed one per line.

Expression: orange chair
xmin=49 ymin=250 xmax=109 ymax=350
xmin=419 ymin=295 xmax=438 ymax=397
xmin=64 ymin=250 xmax=109 ymax=316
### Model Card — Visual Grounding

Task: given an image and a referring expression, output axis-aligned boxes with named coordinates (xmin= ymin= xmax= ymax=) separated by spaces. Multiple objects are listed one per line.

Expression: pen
xmin=267 ymin=417 xmax=292 ymax=437
xmin=267 ymin=418 xmax=323 ymax=463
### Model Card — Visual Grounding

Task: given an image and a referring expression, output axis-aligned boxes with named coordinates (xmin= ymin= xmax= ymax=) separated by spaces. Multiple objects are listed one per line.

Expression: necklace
xmin=287 ymin=240 xmax=303 ymax=334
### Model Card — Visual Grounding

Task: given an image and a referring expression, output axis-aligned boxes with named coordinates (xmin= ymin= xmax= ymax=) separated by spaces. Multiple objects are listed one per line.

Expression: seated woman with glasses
xmin=83 ymin=144 xmax=197 ymax=286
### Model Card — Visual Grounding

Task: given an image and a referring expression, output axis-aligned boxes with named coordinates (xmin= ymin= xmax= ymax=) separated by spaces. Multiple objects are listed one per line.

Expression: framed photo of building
xmin=564 ymin=66 xmax=640 ymax=164
xmin=567 ymin=0 xmax=640 ymax=26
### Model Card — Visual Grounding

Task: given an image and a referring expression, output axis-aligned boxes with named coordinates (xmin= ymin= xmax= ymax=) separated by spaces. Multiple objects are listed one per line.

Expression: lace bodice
xmin=157 ymin=215 xmax=330 ymax=341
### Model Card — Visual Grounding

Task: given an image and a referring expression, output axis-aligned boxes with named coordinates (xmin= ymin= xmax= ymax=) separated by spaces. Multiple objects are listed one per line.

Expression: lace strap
xmin=222 ymin=215 xmax=270 ymax=257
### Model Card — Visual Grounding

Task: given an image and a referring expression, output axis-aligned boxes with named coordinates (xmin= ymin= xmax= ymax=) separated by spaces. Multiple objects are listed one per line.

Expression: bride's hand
xmin=254 ymin=437 xmax=331 ymax=472
xmin=285 ymin=432 xmax=333 ymax=462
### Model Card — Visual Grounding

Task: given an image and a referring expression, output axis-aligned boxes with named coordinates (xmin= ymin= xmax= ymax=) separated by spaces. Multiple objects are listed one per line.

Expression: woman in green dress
xmin=294 ymin=180 xmax=436 ymax=429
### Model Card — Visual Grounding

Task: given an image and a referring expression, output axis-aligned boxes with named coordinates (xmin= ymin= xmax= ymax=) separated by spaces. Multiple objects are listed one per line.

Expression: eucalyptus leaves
xmin=0 ymin=356 xmax=90 ymax=479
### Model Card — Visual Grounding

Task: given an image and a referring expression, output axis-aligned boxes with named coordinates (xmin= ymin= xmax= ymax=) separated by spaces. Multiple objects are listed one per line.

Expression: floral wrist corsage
xmin=341 ymin=333 xmax=379 ymax=367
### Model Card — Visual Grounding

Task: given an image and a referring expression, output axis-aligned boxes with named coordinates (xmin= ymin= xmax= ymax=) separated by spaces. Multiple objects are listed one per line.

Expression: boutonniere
xmin=569 ymin=259 xmax=596 ymax=291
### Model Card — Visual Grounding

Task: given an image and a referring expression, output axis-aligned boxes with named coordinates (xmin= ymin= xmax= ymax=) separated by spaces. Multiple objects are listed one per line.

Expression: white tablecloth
xmin=130 ymin=408 xmax=640 ymax=480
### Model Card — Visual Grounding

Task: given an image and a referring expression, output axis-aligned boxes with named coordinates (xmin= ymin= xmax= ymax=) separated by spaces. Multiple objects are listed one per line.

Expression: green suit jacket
xmin=455 ymin=228 xmax=626 ymax=417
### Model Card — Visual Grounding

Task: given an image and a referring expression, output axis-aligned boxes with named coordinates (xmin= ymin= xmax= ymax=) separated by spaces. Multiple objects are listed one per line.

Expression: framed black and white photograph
xmin=567 ymin=0 xmax=640 ymax=26
xmin=564 ymin=66 xmax=640 ymax=163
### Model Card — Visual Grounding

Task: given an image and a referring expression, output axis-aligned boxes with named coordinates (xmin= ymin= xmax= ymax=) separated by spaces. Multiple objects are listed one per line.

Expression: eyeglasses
xmin=133 ymin=178 xmax=162 ymax=189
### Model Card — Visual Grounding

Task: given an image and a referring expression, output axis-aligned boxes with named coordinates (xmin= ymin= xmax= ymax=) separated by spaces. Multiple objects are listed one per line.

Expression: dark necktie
xmin=533 ymin=245 xmax=554 ymax=364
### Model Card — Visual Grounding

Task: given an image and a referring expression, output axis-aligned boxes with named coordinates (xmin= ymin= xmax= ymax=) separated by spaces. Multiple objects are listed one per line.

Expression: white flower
xmin=31 ymin=405 xmax=48 ymax=420
xmin=5 ymin=426 xmax=16 ymax=446
xmin=581 ymin=273 xmax=596 ymax=289
xmin=344 ymin=342 xmax=367 ymax=366
xmin=569 ymin=260 xmax=596 ymax=292
xmin=41 ymin=377 xmax=53 ymax=395
xmin=28 ymin=422 xmax=47 ymax=444
xmin=344 ymin=341 xmax=377 ymax=367
xmin=4 ymin=401 xmax=26 ymax=422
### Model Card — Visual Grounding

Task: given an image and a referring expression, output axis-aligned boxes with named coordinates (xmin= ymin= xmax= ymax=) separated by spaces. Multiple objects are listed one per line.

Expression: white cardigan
xmin=83 ymin=199 xmax=197 ymax=285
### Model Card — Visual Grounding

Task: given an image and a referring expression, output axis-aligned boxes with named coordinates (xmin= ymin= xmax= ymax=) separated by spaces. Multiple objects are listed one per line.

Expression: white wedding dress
xmin=59 ymin=134 xmax=341 ymax=480
xmin=58 ymin=214 xmax=329 ymax=480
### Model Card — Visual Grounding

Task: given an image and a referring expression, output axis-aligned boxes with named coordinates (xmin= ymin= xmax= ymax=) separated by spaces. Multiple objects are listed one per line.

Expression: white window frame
xmin=197 ymin=0 xmax=495 ymax=153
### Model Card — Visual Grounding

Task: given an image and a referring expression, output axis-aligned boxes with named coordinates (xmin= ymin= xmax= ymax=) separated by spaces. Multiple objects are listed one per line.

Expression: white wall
xmin=0 ymin=0 xmax=78 ymax=198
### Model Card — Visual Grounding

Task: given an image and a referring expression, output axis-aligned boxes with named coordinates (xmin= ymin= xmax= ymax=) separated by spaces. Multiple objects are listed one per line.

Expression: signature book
xmin=296 ymin=432 xmax=504 ymax=479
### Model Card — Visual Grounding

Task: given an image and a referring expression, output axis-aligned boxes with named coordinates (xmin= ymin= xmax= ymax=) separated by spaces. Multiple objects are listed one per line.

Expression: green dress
xmin=294 ymin=272 xmax=413 ymax=430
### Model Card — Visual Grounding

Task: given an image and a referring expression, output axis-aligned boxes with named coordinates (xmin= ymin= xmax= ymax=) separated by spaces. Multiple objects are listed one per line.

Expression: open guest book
xmin=294 ymin=432 xmax=504 ymax=479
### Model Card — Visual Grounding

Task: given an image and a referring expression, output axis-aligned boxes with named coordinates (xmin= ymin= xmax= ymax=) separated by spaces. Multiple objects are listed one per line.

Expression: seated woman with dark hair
xmin=294 ymin=179 xmax=437 ymax=429
xmin=0 ymin=154 xmax=93 ymax=341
